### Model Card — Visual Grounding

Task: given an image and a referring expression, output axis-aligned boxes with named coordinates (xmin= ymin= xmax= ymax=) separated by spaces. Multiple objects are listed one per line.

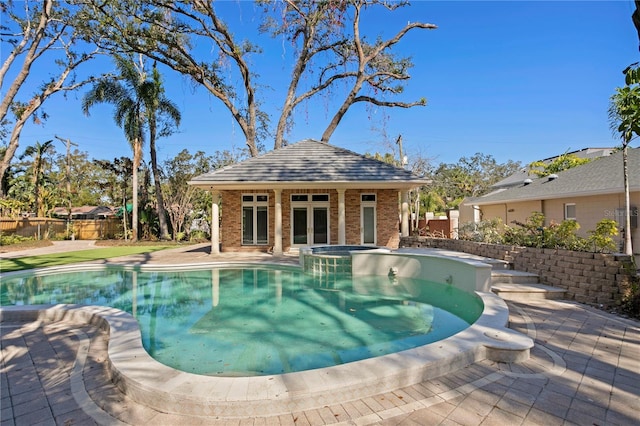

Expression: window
xmin=564 ymin=203 xmax=576 ymax=221
xmin=242 ymin=194 xmax=268 ymax=245
xmin=361 ymin=194 xmax=377 ymax=245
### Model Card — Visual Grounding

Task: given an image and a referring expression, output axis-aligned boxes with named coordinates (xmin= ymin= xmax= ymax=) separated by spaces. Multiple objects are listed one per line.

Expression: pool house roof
xmin=189 ymin=139 xmax=429 ymax=190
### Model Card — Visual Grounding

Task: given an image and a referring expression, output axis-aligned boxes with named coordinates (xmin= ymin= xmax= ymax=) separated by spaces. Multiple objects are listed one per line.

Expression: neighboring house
xmin=460 ymin=148 xmax=639 ymax=252
xmin=52 ymin=206 xmax=116 ymax=220
xmin=189 ymin=139 xmax=429 ymax=254
xmin=491 ymin=147 xmax=615 ymax=190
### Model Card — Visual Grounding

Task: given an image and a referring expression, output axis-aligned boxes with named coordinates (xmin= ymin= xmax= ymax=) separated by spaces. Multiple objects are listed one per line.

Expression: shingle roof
xmin=189 ymin=139 xmax=429 ymax=190
xmin=491 ymin=147 xmax=615 ymax=189
xmin=467 ymin=147 xmax=639 ymax=205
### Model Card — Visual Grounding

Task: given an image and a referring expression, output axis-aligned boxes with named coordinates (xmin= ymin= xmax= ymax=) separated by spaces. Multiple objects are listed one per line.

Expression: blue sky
xmin=12 ymin=0 xmax=640 ymax=169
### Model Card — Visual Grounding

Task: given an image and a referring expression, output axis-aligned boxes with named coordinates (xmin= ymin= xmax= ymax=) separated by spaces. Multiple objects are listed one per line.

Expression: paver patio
xmin=1 ymin=242 xmax=638 ymax=425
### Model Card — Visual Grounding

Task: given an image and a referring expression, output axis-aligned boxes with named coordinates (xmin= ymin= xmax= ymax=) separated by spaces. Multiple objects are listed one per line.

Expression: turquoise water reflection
xmin=1 ymin=267 xmax=483 ymax=376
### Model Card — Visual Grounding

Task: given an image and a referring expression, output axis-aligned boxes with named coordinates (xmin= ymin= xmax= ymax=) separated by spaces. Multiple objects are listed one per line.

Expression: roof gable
xmin=189 ymin=139 xmax=428 ymax=189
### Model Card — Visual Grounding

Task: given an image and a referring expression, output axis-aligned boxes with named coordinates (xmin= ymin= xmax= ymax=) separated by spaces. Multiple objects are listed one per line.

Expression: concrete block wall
xmin=400 ymin=236 xmax=637 ymax=307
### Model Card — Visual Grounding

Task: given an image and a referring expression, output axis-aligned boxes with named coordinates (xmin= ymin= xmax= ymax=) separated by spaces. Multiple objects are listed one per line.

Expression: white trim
xmin=361 ymin=193 xmax=377 ymax=245
xmin=241 ymin=193 xmax=269 ymax=245
xmin=290 ymin=193 xmax=331 ymax=247
xmin=564 ymin=203 xmax=576 ymax=220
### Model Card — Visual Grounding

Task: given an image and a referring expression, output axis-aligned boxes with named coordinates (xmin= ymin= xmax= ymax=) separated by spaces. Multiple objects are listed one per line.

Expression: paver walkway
xmin=1 ymin=243 xmax=639 ymax=425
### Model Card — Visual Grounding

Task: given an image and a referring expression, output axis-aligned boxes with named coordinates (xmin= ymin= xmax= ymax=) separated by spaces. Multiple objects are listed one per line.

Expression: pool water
xmin=1 ymin=266 xmax=483 ymax=376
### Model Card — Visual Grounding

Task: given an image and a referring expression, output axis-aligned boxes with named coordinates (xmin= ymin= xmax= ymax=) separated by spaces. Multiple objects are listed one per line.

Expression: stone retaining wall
xmin=400 ymin=236 xmax=637 ymax=307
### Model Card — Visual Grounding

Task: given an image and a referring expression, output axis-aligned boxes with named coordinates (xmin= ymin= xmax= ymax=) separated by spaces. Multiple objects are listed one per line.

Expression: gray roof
xmin=467 ymin=147 xmax=639 ymax=206
xmin=189 ymin=139 xmax=429 ymax=190
xmin=491 ymin=147 xmax=615 ymax=189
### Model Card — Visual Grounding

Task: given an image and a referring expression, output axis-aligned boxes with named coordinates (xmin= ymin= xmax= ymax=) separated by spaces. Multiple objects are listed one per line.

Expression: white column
xmin=401 ymin=190 xmax=410 ymax=237
xmin=448 ymin=210 xmax=460 ymax=239
xmin=211 ymin=191 xmax=220 ymax=254
xmin=274 ymin=188 xmax=283 ymax=255
xmin=337 ymin=189 xmax=346 ymax=245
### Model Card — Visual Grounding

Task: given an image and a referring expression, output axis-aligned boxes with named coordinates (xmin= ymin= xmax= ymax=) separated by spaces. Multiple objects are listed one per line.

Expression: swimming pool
xmin=0 ymin=251 xmax=533 ymax=416
xmin=0 ymin=265 xmax=482 ymax=376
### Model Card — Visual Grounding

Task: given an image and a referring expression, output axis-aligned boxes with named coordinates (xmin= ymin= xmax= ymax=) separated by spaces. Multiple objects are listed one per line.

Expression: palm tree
xmin=20 ymin=140 xmax=54 ymax=217
xmin=82 ymin=55 xmax=147 ymax=241
xmin=143 ymin=62 xmax=181 ymax=240
xmin=609 ymin=83 xmax=640 ymax=255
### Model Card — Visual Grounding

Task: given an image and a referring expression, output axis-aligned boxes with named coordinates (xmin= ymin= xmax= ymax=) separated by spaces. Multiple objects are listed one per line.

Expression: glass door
xmin=292 ymin=207 xmax=308 ymax=245
xmin=312 ymin=207 xmax=328 ymax=244
xmin=290 ymin=194 xmax=330 ymax=246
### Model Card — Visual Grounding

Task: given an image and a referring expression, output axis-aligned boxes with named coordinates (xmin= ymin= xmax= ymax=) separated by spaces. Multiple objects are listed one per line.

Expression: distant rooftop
xmin=492 ymin=147 xmax=615 ymax=190
xmin=467 ymin=147 xmax=638 ymax=206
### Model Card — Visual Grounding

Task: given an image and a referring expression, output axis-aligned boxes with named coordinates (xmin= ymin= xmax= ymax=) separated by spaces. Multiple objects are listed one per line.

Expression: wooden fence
xmin=0 ymin=217 xmax=122 ymax=240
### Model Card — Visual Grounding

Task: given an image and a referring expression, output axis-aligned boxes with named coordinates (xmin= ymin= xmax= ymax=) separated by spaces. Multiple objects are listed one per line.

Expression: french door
xmin=291 ymin=195 xmax=329 ymax=246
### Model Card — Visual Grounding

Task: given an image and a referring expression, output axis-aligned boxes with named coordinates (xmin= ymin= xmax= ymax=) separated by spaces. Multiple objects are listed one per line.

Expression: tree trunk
xmin=0 ymin=119 xmax=26 ymax=197
xmin=131 ymin=139 xmax=142 ymax=242
xmin=321 ymin=81 xmax=363 ymax=143
xmin=149 ymin=122 xmax=170 ymax=239
xmin=622 ymin=144 xmax=633 ymax=255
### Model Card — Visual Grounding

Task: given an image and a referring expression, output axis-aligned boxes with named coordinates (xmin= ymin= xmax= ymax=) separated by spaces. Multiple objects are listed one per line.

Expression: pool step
xmin=483 ymin=258 xmax=513 ymax=270
xmin=491 ymin=270 xmax=566 ymax=301
xmin=491 ymin=270 xmax=540 ymax=285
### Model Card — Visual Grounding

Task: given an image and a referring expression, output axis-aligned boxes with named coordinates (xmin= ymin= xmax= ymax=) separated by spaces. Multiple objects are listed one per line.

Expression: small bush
xmin=189 ymin=230 xmax=209 ymax=242
xmin=544 ymin=219 xmax=589 ymax=251
xmin=0 ymin=234 xmax=34 ymax=246
xmin=587 ymin=219 xmax=619 ymax=253
xmin=458 ymin=218 xmax=503 ymax=243
xmin=503 ymin=212 xmax=546 ymax=247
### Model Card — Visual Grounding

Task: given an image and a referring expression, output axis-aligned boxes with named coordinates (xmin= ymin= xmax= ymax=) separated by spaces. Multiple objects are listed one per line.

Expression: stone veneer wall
xmin=400 ymin=236 xmax=637 ymax=307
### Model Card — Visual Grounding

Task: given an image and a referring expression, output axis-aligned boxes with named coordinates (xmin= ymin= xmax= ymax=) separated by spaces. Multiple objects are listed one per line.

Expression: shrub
xmin=498 ymin=213 xmax=618 ymax=253
xmin=587 ymin=219 xmax=619 ymax=253
xmin=544 ymin=219 xmax=589 ymax=251
xmin=458 ymin=218 xmax=503 ymax=244
xmin=189 ymin=230 xmax=209 ymax=242
xmin=503 ymin=212 xmax=546 ymax=247
xmin=0 ymin=234 xmax=34 ymax=246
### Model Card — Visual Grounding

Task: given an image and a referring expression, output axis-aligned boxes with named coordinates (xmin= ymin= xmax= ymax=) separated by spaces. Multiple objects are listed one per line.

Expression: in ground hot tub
xmin=300 ymin=245 xmax=383 ymax=276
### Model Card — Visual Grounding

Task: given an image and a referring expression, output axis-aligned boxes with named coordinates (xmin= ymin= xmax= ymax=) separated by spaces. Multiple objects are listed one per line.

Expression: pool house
xmin=189 ymin=139 xmax=430 ymax=254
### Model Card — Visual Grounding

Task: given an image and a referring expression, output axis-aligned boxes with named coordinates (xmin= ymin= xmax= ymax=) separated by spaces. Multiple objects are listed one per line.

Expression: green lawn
xmin=0 ymin=246 xmax=173 ymax=273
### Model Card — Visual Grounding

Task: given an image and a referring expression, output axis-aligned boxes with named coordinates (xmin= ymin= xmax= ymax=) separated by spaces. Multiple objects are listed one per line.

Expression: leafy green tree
xmin=82 ymin=55 xmax=148 ymax=241
xmin=18 ymin=140 xmax=55 ymax=216
xmin=94 ymin=157 xmax=133 ymax=237
xmin=53 ymin=149 xmax=107 ymax=207
xmin=420 ymin=191 xmax=446 ymax=215
xmin=162 ymin=150 xmax=215 ymax=241
xmin=606 ymin=0 xmax=640 ymax=256
xmin=528 ymin=152 xmax=591 ymax=178
xmin=609 ymin=83 xmax=639 ymax=255
xmin=430 ymin=153 xmax=521 ymax=209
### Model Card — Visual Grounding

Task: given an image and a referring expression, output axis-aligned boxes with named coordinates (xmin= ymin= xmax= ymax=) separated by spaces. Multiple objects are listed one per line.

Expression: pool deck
xmin=1 ymin=242 xmax=639 ymax=425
